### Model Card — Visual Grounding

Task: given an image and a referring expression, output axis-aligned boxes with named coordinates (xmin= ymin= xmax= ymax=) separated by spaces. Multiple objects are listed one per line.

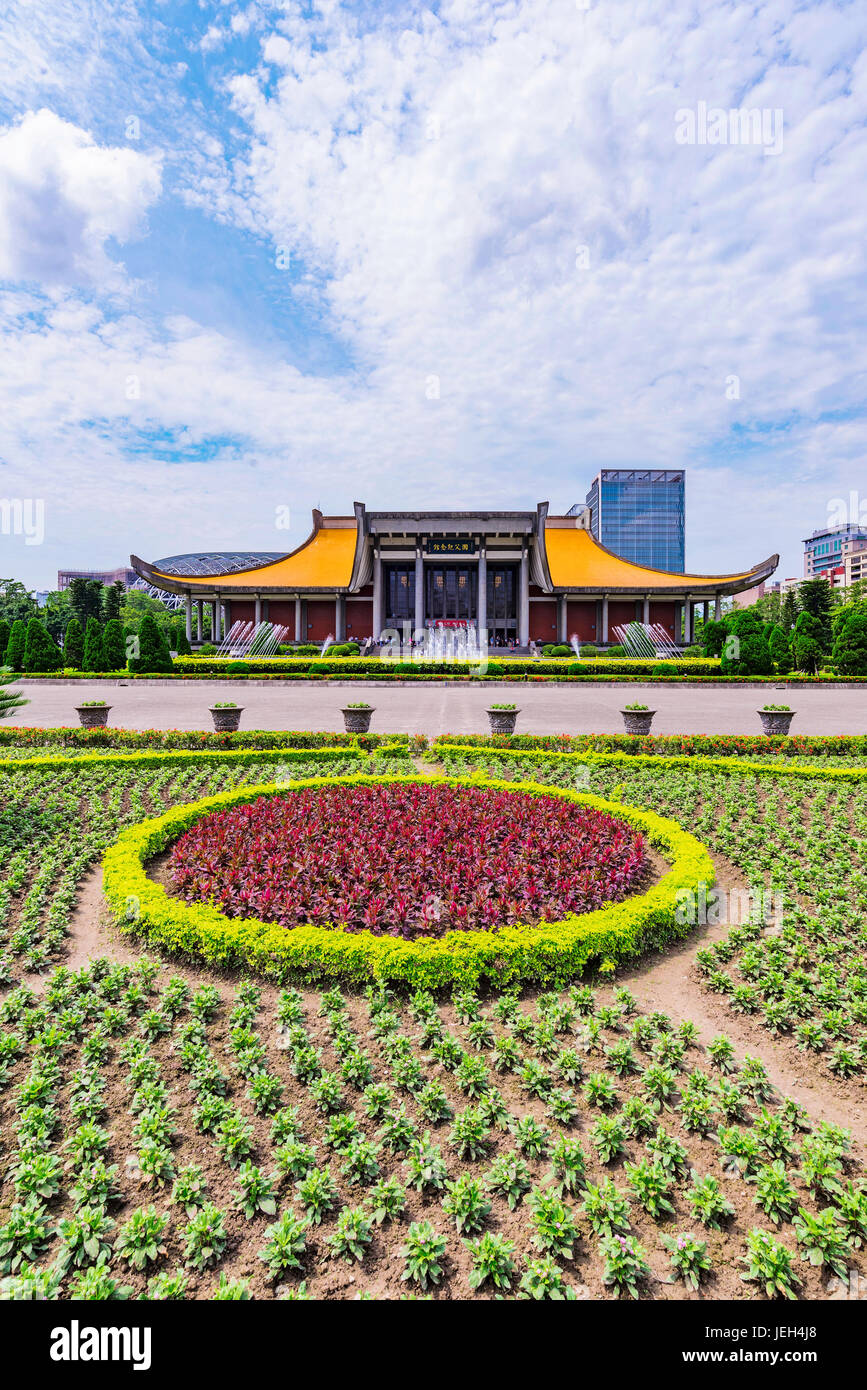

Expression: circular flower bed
xmin=103 ymin=773 xmax=714 ymax=987
xmin=166 ymin=782 xmax=648 ymax=937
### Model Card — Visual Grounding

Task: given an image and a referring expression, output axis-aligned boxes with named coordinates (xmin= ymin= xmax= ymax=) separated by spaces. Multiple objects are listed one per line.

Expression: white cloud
xmin=0 ymin=0 xmax=866 ymax=587
xmin=0 ymin=109 xmax=162 ymax=288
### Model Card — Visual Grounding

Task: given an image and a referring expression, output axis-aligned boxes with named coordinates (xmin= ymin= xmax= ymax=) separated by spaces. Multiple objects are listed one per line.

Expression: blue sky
xmin=0 ymin=0 xmax=866 ymax=587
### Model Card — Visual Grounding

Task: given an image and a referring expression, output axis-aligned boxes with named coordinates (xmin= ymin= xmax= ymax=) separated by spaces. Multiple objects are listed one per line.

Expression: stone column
xmin=477 ymin=548 xmax=487 ymax=641
xmin=642 ymin=595 xmax=650 ymax=624
xmin=601 ymin=593 xmax=609 ymax=644
xmin=294 ymin=597 xmax=302 ymax=643
xmin=714 ymin=592 xmax=721 ymax=621
xmin=210 ymin=601 xmax=217 ymax=642
xmin=223 ymin=599 xmax=232 ymax=636
xmin=372 ymin=547 xmax=383 ymax=638
xmin=557 ymin=593 xmax=567 ymax=643
xmin=196 ymin=600 xmax=203 ymax=641
xmin=254 ymin=594 xmax=262 ymax=627
xmin=185 ymin=593 xmax=192 ymax=642
xmin=335 ymin=595 xmax=346 ymax=641
xmin=519 ymin=548 xmax=530 ymax=646
xmin=683 ymin=596 xmax=693 ymax=644
xmin=414 ymin=546 xmax=425 ymax=636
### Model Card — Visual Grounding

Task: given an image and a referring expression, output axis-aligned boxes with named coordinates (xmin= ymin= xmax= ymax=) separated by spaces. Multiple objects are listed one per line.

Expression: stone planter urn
xmin=209 ymin=706 xmax=243 ymax=733
xmin=486 ymin=707 xmax=520 ymax=735
xmin=758 ymin=709 xmax=795 ymax=736
xmin=75 ymin=704 xmax=111 ymax=729
xmin=620 ymin=708 xmax=656 ymax=735
xmin=342 ymin=706 xmax=374 ymax=734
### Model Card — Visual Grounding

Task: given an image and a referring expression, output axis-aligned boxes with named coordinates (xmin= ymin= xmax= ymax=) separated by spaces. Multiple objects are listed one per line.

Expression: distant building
xmin=803 ymin=523 xmax=867 ymax=579
xmin=573 ymin=469 xmax=685 ymax=572
xmin=57 ymin=566 xmax=137 ymax=591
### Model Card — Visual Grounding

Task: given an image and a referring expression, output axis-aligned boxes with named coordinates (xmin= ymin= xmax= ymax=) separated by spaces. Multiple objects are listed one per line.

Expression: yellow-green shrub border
xmin=0 ymin=743 xmax=409 ymax=778
xmin=434 ymin=744 xmax=867 ymax=784
xmin=102 ymin=773 xmax=714 ymax=989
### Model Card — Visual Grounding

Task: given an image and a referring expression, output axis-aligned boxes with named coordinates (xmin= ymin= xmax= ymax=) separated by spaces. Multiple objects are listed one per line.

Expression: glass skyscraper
xmin=578 ymin=469 xmax=685 ymax=572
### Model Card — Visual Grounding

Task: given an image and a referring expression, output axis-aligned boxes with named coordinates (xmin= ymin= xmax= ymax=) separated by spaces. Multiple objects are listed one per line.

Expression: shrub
xmin=197 ymin=643 xmax=218 ymax=656
xmin=174 ymin=626 xmax=192 ymax=657
xmin=831 ymin=613 xmax=867 ymax=676
xmin=701 ymin=619 xmax=727 ymax=657
xmin=721 ymin=631 xmax=773 ymax=677
xmin=63 ymin=617 xmax=84 ymax=669
xmin=5 ymin=619 xmax=26 ymax=671
xmin=579 ymin=644 xmax=598 ymax=657
xmin=82 ymin=617 xmax=105 ymax=673
xmin=102 ymin=620 xmax=126 ymax=671
xmin=128 ymin=613 xmax=173 ymax=674
xmin=22 ymin=618 xmax=63 ymax=673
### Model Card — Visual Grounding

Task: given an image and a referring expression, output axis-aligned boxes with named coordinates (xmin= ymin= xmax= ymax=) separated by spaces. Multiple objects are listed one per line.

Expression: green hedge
xmin=0 ymin=726 xmax=415 ymax=752
xmin=434 ymin=743 xmax=867 ymax=784
xmin=102 ymin=772 xmax=713 ymax=989
xmin=432 ymin=732 xmax=867 ymax=759
xmin=172 ymin=656 xmax=722 ymax=679
xmin=0 ymin=745 xmax=383 ymax=778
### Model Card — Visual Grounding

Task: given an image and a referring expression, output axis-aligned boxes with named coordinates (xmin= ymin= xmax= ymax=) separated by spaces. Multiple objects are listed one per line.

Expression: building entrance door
xmin=425 ymin=565 xmax=477 ymax=624
xmin=486 ymin=566 xmax=517 ymax=645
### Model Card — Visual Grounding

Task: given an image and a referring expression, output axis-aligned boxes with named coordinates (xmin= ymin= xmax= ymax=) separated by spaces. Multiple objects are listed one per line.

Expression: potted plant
xmin=74 ymin=699 xmax=111 ymax=729
xmin=342 ymin=701 xmax=374 ymax=733
xmin=758 ymin=703 xmax=795 ymax=735
xmin=620 ymin=702 xmax=656 ymax=735
xmin=486 ymin=702 xmax=520 ymax=734
xmin=209 ymin=701 xmax=244 ymax=732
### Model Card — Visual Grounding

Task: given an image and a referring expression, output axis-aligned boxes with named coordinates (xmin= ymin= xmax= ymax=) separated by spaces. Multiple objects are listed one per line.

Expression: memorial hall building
xmin=131 ymin=501 xmax=778 ymax=648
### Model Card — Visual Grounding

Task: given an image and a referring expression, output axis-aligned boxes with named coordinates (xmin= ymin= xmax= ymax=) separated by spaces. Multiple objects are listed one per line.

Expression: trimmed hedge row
xmin=171 ymin=656 xmax=722 ymax=679
xmin=435 ymin=743 xmax=867 ymax=784
xmin=0 ymin=726 xmax=413 ymax=752
xmin=433 ymin=732 xmax=867 ymax=759
xmin=0 ymin=744 xmax=386 ymax=778
xmin=101 ymin=772 xmax=714 ymax=989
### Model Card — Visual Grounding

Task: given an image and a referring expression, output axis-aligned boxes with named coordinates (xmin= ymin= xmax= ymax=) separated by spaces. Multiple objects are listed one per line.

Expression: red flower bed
xmin=166 ymin=783 xmax=648 ymax=938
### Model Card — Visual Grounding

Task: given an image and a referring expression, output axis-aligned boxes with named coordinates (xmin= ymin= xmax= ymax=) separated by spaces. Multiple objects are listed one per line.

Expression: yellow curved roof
xmin=545 ymin=526 xmax=755 ymax=590
xmin=152 ymin=523 xmax=356 ymax=591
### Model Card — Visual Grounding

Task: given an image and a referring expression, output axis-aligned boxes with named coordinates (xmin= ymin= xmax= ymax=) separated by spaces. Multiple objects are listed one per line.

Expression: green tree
xmin=68 ymin=577 xmax=104 ymax=627
xmin=102 ymin=619 xmax=126 ymax=671
xmin=768 ymin=625 xmax=791 ymax=673
xmin=22 ymin=618 xmax=63 ymax=673
xmin=174 ymin=623 xmax=192 ymax=656
xmin=5 ymin=619 xmax=26 ymax=670
xmin=0 ymin=618 xmax=9 ymax=663
xmin=0 ymin=666 xmax=27 ymax=719
xmin=103 ymin=580 xmax=125 ymax=623
xmin=0 ymin=579 xmax=38 ymax=626
xmin=831 ymin=613 xmax=867 ymax=676
xmin=700 ymin=619 xmax=727 ymax=657
xmin=82 ymin=617 xmax=105 ymax=673
xmin=781 ymin=588 xmax=799 ymax=632
xmin=792 ymin=611 xmax=825 ymax=674
xmin=127 ymin=612 xmax=173 ymax=674
xmin=63 ymin=616 xmax=85 ymax=669
xmin=41 ymin=589 xmax=71 ymax=642
xmin=797 ymin=577 xmax=834 ymax=648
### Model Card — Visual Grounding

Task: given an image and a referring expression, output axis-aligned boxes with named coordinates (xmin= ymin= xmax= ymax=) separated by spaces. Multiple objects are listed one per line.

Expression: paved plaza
xmin=9 ymin=679 xmax=867 ymax=735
